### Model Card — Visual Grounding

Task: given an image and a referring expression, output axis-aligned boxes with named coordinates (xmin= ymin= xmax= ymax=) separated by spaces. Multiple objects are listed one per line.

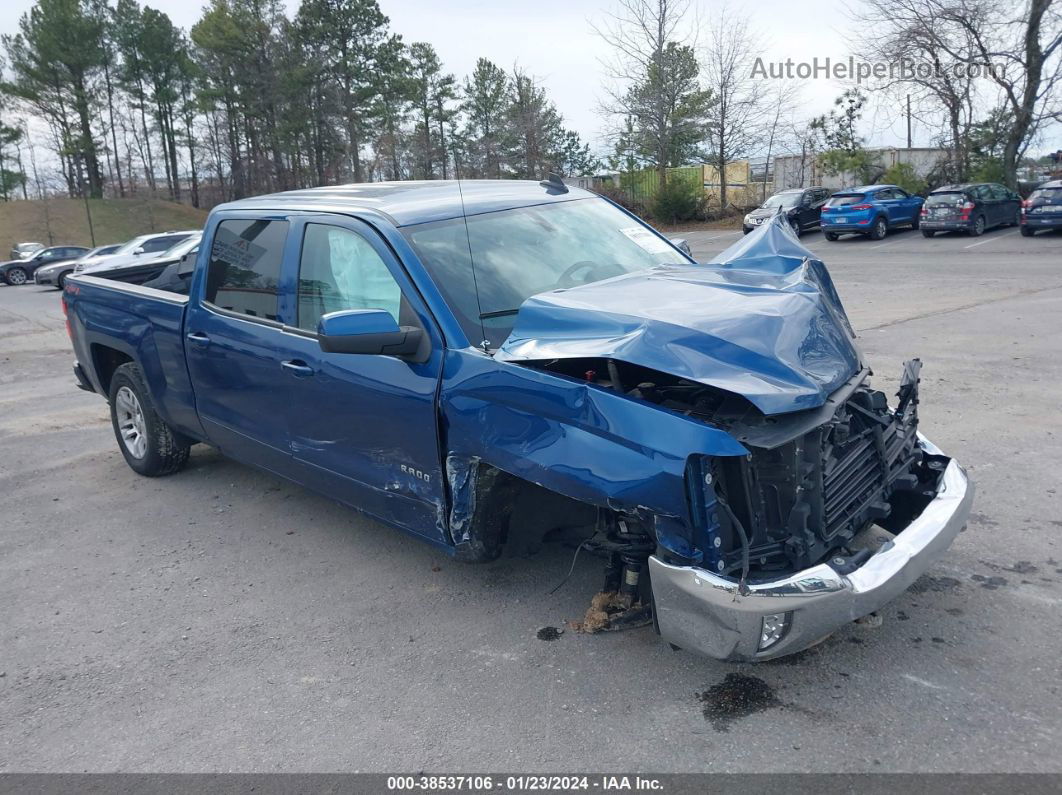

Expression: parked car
xmin=820 ymin=184 xmax=924 ymax=240
xmin=920 ymin=183 xmax=1022 ymax=237
xmin=64 ymin=181 xmax=971 ymax=662
xmin=79 ymin=233 xmax=201 ymax=277
xmin=34 ymin=244 xmax=122 ymax=288
xmin=73 ymin=230 xmax=198 ymax=274
xmin=1020 ymin=179 xmax=1062 ymax=236
xmin=0 ymin=245 xmax=90 ymax=285
xmin=10 ymin=242 xmax=44 ymax=260
xmin=742 ymin=187 xmax=831 ymax=236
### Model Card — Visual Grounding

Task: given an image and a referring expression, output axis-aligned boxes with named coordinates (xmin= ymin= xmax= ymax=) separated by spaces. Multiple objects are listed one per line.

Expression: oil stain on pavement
xmin=696 ymin=673 xmax=782 ymax=732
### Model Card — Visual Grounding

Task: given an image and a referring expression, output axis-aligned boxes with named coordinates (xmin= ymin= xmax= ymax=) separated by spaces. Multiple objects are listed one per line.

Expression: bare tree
xmin=700 ymin=4 xmax=770 ymax=209
xmin=758 ymin=81 xmax=801 ymax=200
xmin=865 ymin=0 xmax=1061 ymax=188
xmin=593 ymin=0 xmax=713 ymax=187
xmin=850 ymin=0 xmax=985 ymax=182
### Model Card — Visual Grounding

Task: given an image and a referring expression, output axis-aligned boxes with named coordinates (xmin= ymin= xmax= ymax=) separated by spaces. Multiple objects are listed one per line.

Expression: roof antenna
xmin=449 ymin=144 xmax=491 ymax=353
xmin=539 ymin=172 xmax=569 ymax=194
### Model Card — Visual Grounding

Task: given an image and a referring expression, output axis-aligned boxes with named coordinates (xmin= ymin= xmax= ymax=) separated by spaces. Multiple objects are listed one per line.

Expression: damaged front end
xmin=448 ymin=213 xmax=972 ymax=661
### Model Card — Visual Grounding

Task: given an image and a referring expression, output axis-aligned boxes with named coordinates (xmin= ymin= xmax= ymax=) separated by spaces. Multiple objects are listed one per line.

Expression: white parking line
xmin=965 ymin=230 xmax=1018 ymax=249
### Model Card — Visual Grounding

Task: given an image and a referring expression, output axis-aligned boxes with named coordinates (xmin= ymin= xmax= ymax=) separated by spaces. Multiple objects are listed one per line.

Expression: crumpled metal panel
xmin=497 ymin=214 xmax=862 ymax=416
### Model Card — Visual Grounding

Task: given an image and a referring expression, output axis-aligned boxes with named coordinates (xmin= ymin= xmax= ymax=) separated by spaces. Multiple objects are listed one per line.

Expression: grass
xmin=0 ymin=198 xmax=208 ymax=253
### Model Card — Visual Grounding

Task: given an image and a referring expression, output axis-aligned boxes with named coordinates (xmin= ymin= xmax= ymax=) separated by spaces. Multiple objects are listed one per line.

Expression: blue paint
xmin=66 ymin=183 xmax=862 ymax=564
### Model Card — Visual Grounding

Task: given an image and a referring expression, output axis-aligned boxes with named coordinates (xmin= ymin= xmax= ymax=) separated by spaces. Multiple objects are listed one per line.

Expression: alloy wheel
xmin=115 ymin=386 xmax=148 ymax=459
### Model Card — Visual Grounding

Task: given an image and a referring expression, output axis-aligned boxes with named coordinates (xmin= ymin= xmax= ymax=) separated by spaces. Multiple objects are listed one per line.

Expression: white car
xmin=74 ymin=230 xmax=199 ymax=274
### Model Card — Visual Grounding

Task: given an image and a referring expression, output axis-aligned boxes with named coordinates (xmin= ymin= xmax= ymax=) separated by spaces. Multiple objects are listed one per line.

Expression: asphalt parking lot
xmin=1 ymin=224 xmax=1061 ymax=772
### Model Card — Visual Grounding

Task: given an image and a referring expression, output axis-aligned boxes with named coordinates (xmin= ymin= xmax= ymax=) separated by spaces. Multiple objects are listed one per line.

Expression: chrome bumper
xmin=649 ymin=440 xmax=973 ymax=661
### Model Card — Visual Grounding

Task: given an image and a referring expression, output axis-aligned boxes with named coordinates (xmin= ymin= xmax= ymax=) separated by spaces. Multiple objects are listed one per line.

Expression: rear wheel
xmin=824 ymin=232 xmax=839 ymax=241
xmin=921 ymin=229 xmax=935 ymax=238
xmin=1010 ymin=209 xmax=1021 ymax=226
xmin=5 ymin=267 xmax=27 ymax=285
xmin=969 ymin=215 xmax=986 ymax=236
xmin=1020 ymin=225 xmax=1035 ymax=237
xmin=910 ymin=214 xmax=920 ymax=230
xmin=108 ymin=362 xmax=190 ymax=477
xmin=790 ymin=218 xmax=801 ymax=237
xmin=869 ymin=217 xmax=888 ymax=240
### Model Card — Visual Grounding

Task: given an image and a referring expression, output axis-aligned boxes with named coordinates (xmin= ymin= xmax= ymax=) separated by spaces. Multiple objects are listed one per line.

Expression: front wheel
xmin=969 ymin=215 xmax=986 ymax=236
xmin=922 ymin=229 xmax=936 ymax=238
xmin=869 ymin=217 xmax=888 ymax=240
xmin=109 ymin=362 xmax=190 ymax=477
xmin=824 ymin=232 xmax=839 ymax=241
xmin=5 ymin=267 xmax=27 ymax=285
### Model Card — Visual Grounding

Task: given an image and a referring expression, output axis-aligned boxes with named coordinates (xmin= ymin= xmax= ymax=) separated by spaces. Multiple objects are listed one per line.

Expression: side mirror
xmin=318 ymin=309 xmax=426 ymax=361
xmin=177 ymin=252 xmax=197 ymax=276
xmin=669 ymin=238 xmax=692 ymax=258
xmin=133 ymin=246 xmax=145 ymax=255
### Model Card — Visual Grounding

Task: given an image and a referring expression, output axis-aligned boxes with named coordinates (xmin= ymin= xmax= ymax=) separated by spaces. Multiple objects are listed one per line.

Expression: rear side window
xmin=825 ymin=194 xmax=865 ymax=207
xmin=204 ymin=219 xmax=289 ymax=321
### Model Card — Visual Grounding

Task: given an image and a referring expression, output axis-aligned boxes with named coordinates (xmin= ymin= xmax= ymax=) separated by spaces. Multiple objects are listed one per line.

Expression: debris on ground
xmin=567 ymin=591 xmax=625 ymax=633
xmin=536 ymin=626 xmax=563 ymax=641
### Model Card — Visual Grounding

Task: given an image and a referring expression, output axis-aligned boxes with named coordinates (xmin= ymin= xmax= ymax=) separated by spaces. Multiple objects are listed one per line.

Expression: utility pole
xmin=906 ymin=95 xmax=913 ymax=149
xmin=75 ymin=154 xmax=96 ymax=247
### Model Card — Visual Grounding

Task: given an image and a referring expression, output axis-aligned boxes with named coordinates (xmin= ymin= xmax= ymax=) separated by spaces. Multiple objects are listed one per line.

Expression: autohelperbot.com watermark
xmin=751 ymin=56 xmax=1003 ymax=83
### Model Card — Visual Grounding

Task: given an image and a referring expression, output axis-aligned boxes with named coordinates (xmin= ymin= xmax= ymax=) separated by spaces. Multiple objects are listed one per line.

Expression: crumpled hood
xmin=497 ymin=215 xmax=862 ymax=416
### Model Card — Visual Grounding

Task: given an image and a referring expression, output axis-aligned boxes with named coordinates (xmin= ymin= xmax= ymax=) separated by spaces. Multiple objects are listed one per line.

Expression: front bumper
xmin=650 ymin=439 xmax=973 ymax=661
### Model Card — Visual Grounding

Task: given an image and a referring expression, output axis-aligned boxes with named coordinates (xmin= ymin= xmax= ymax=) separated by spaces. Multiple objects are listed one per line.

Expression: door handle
xmin=281 ymin=359 xmax=314 ymax=377
xmin=186 ymin=331 xmax=211 ymax=347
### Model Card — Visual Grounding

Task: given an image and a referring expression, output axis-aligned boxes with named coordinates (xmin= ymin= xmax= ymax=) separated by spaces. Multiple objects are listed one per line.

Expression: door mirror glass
xmin=133 ymin=246 xmax=145 ymax=255
xmin=318 ymin=309 xmax=424 ymax=358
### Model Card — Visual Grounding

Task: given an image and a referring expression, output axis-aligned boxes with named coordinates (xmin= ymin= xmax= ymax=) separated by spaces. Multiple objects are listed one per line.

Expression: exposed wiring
xmin=717 ymin=496 xmax=752 ymax=596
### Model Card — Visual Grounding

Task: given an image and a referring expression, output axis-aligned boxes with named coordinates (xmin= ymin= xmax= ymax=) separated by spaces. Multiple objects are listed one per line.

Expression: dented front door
xmin=279 ymin=215 xmax=448 ymax=544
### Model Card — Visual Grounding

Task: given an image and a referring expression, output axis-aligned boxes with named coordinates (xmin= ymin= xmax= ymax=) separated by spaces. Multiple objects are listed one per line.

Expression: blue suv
xmin=820 ymin=184 xmax=924 ymax=241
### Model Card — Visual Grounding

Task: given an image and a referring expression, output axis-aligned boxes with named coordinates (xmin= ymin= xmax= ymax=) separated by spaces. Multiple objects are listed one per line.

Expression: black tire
xmin=56 ymin=273 xmax=66 ymax=289
xmin=1020 ymin=225 xmax=1034 ymax=237
xmin=824 ymin=232 xmax=839 ymax=241
xmin=5 ymin=267 xmax=27 ymax=286
xmin=108 ymin=362 xmax=190 ymax=477
xmin=910 ymin=214 xmax=920 ymax=230
xmin=921 ymin=229 xmax=935 ymax=238
xmin=968 ymin=215 xmax=985 ymax=236
xmin=870 ymin=217 xmax=888 ymax=240
xmin=790 ymin=218 xmax=801 ymax=237
xmin=1010 ymin=209 xmax=1021 ymax=226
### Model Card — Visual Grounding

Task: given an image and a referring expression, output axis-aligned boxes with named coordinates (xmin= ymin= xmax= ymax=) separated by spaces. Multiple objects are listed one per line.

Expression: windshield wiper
xmin=479 ymin=308 xmax=520 ymax=320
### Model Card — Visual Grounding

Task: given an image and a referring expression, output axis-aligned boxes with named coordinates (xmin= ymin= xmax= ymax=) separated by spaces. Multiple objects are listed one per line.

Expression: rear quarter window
xmin=204 ymin=219 xmax=289 ymax=321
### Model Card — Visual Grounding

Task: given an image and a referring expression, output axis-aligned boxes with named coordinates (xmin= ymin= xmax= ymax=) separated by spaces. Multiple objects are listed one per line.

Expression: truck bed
xmin=64 ymin=272 xmax=204 ymax=441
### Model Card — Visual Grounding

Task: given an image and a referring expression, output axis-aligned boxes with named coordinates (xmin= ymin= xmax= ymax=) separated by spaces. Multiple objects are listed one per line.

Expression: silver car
xmin=74 ymin=230 xmax=199 ymax=274
xmin=10 ymin=242 xmax=44 ymax=260
xmin=35 ymin=244 xmax=121 ymax=288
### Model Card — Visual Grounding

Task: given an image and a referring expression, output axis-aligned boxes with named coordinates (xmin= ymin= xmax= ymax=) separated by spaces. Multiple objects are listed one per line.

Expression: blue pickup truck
xmin=63 ymin=180 xmax=973 ymax=661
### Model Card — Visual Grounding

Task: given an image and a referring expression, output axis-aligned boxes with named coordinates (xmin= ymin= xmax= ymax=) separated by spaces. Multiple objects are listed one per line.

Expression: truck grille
xmin=707 ymin=380 xmax=921 ymax=574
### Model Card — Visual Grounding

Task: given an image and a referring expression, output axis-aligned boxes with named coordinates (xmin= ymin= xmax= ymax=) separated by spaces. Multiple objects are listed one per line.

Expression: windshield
xmin=161 ymin=235 xmax=201 ymax=258
xmin=111 ymin=236 xmax=151 ymax=256
xmin=763 ymin=193 xmax=800 ymax=209
xmin=402 ymin=197 xmax=688 ymax=347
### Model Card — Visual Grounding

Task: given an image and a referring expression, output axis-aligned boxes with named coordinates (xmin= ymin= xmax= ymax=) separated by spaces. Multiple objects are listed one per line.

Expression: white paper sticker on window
xmin=620 ymin=226 xmax=675 ymax=255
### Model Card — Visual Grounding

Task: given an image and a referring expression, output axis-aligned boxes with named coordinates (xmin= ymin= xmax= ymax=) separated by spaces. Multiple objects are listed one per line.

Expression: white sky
xmin=2 ymin=0 xmax=1058 ymax=156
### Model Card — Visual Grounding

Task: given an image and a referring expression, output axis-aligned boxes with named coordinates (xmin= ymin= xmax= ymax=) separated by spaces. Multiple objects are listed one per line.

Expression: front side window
xmin=296 ymin=224 xmax=402 ymax=332
xmin=204 ymin=219 xmax=288 ymax=321
xmin=403 ymin=197 xmax=686 ymax=347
